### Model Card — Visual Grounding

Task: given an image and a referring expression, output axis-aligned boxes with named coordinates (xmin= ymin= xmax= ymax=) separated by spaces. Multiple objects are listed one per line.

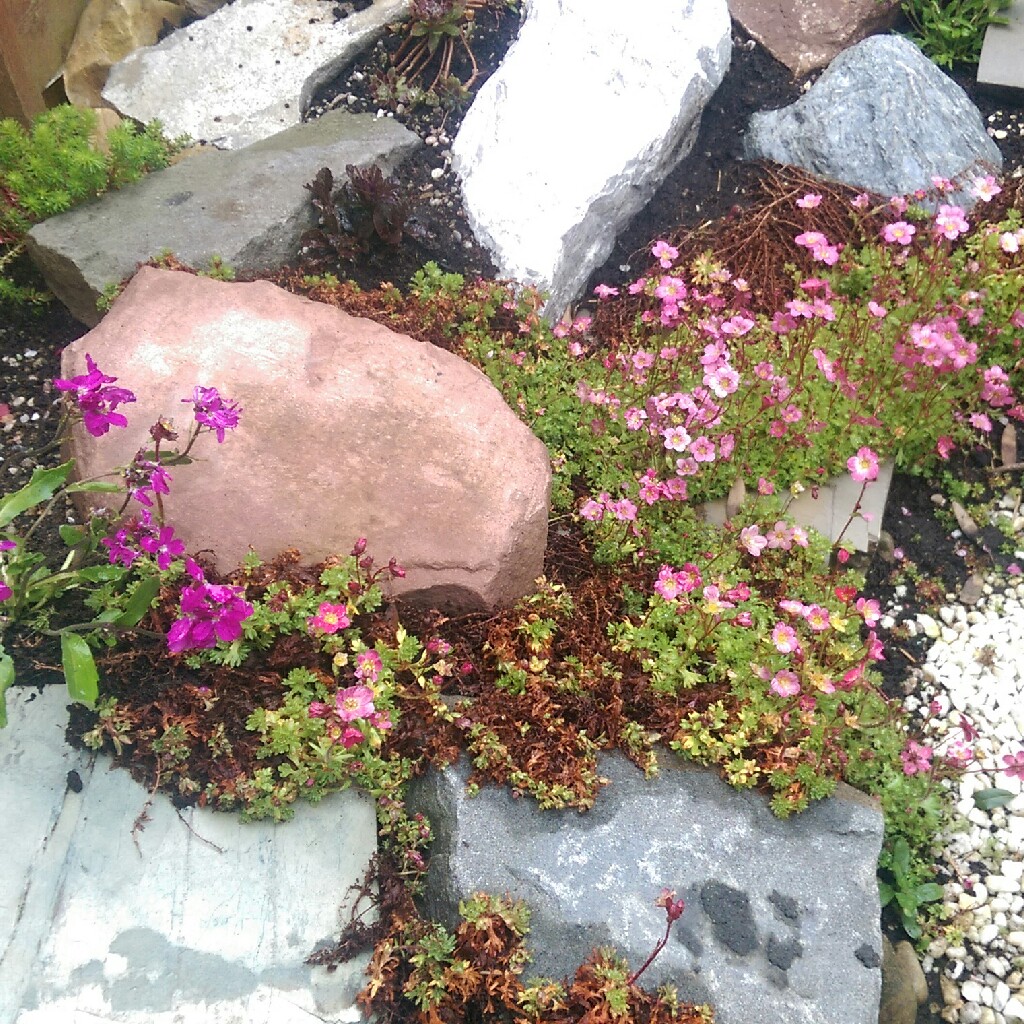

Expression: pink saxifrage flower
xmin=1002 ymin=751 xmax=1024 ymax=780
xmin=900 ymin=740 xmax=933 ymax=776
xmin=334 ymin=685 xmax=376 ymax=722
xmin=881 ymin=221 xmax=916 ymax=246
xmin=355 ymin=649 xmax=383 ymax=683
xmin=740 ymin=525 xmax=767 ymax=557
xmin=770 ymin=670 xmax=801 ymax=698
xmin=308 ymin=601 xmax=351 ymax=634
xmin=796 ymin=193 xmax=822 ymax=209
xmin=651 ymin=240 xmax=679 ymax=269
xmin=847 ymin=446 xmax=879 ymax=483
xmin=771 ymin=622 xmax=800 ymax=654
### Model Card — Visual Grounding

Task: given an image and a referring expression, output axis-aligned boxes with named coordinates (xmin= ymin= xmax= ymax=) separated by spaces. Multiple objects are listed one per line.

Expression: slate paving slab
xmin=0 ymin=687 xmax=375 ymax=1024
xmin=978 ymin=0 xmax=1024 ymax=91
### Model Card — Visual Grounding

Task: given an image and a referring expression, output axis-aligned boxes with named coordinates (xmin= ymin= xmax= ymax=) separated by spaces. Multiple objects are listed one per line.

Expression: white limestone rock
xmin=103 ymin=0 xmax=410 ymax=148
xmin=451 ymin=0 xmax=731 ymax=318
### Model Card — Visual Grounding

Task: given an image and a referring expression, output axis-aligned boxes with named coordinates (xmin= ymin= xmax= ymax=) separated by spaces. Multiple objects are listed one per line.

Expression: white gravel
xmin=896 ymin=492 xmax=1024 ymax=1024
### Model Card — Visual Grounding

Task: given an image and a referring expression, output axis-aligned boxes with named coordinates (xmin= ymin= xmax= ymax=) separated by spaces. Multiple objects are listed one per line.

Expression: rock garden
xmin=2 ymin=1 xmax=1024 ymax=1023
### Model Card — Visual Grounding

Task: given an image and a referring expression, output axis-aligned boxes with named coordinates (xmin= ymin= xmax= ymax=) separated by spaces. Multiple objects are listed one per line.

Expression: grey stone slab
xmin=0 ymin=686 xmax=376 ymax=1023
xmin=409 ymin=753 xmax=885 ymax=1024
xmin=25 ymin=111 xmax=420 ymax=326
xmin=103 ymin=0 xmax=410 ymax=149
xmin=978 ymin=0 xmax=1024 ymax=91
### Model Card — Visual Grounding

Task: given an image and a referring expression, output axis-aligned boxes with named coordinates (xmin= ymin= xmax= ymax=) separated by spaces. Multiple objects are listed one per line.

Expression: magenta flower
xmin=139 ymin=524 xmax=185 ymax=571
xmin=182 ymin=386 xmax=241 ymax=443
xmin=53 ymin=354 xmax=136 ymax=437
xmin=0 ymin=582 xmax=11 ymax=602
xmin=167 ymin=564 xmax=253 ymax=654
xmin=802 ymin=604 xmax=831 ymax=632
xmin=101 ymin=526 xmax=140 ymax=568
xmin=308 ymin=601 xmax=351 ymax=634
xmin=593 ymin=283 xmax=619 ymax=299
xmin=334 ymin=685 xmax=376 ymax=722
xmin=847 ymin=447 xmax=879 ymax=483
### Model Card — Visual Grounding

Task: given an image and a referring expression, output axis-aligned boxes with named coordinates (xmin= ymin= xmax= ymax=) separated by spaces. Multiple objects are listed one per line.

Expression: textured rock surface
xmin=729 ymin=0 xmax=900 ymax=76
xmin=452 ymin=0 xmax=731 ymax=317
xmin=743 ymin=34 xmax=1001 ymax=203
xmin=409 ymin=754 xmax=884 ymax=1024
xmin=1 ymin=687 xmax=374 ymax=1024
xmin=25 ymin=110 xmax=419 ymax=326
xmin=64 ymin=0 xmax=185 ymax=108
xmin=61 ymin=268 xmax=550 ymax=612
xmin=879 ymin=937 xmax=929 ymax=1024
xmin=103 ymin=0 xmax=410 ymax=148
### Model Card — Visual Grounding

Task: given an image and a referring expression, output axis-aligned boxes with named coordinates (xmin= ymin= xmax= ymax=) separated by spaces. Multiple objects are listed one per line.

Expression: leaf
xmin=878 ymin=880 xmax=894 ymax=907
xmin=1001 ymin=423 xmax=1017 ymax=467
xmin=61 ymin=633 xmax=99 ymax=708
xmin=973 ymin=787 xmax=1015 ymax=811
xmin=901 ymin=910 xmax=922 ymax=941
xmin=914 ymin=882 xmax=945 ymax=903
xmin=0 ymin=461 xmax=73 ymax=527
xmin=891 ymin=836 xmax=910 ymax=881
xmin=65 ymin=481 xmax=122 ymax=494
xmin=79 ymin=565 xmax=127 ymax=583
xmin=59 ymin=524 xmax=86 ymax=546
xmin=0 ymin=650 xmax=13 ymax=728
xmin=115 ymin=575 xmax=161 ymax=628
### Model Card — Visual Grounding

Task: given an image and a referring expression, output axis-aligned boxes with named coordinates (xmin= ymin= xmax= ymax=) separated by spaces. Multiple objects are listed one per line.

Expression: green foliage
xmin=0 ymin=105 xmax=182 ymax=302
xmin=900 ymin=0 xmax=1011 ymax=67
xmin=878 ymin=836 xmax=946 ymax=939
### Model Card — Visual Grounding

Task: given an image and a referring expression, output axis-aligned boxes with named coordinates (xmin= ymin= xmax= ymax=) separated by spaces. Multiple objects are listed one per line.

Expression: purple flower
xmin=53 ymin=354 xmax=136 ymax=437
xmin=101 ymin=527 xmax=141 ymax=568
xmin=139 ymin=525 xmax=185 ymax=571
xmin=0 ymin=539 xmax=15 ymax=551
xmin=0 ymin=582 xmax=11 ymax=602
xmin=182 ymin=386 xmax=241 ymax=443
xmin=167 ymin=563 xmax=253 ymax=653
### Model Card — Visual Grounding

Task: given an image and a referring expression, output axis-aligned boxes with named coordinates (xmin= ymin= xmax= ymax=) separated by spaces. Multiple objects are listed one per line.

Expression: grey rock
xmin=743 ymin=34 xmax=1001 ymax=204
xmin=409 ymin=753 xmax=884 ymax=1024
xmin=978 ymin=0 xmax=1024 ymax=91
xmin=451 ymin=0 xmax=731 ymax=318
xmin=103 ymin=0 xmax=410 ymax=149
xmin=25 ymin=111 xmax=419 ymax=326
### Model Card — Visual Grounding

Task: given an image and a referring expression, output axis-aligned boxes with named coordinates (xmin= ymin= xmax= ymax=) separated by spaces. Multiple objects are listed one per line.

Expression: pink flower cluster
xmin=309 ymin=682 xmax=392 ymax=749
xmin=893 ymin=317 xmax=978 ymax=375
xmin=101 ymin=508 xmax=186 ymax=571
xmin=794 ymin=230 xmax=840 ymax=266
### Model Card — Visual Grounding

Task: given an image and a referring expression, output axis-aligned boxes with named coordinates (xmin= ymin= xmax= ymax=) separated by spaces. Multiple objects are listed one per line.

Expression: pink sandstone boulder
xmin=61 ymin=267 xmax=551 ymax=613
xmin=729 ymin=0 xmax=901 ymax=77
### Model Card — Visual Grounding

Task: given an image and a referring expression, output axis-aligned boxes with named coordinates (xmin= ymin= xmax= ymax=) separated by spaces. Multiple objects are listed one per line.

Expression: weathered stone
xmin=451 ymin=0 xmax=731 ymax=318
xmin=729 ymin=0 xmax=900 ymax=76
xmin=61 ymin=268 xmax=550 ymax=613
xmin=743 ymin=34 xmax=1002 ymax=205
xmin=63 ymin=0 xmax=185 ymax=109
xmin=25 ymin=110 xmax=419 ymax=326
xmin=102 ymin=0 xmax=410 ymax=149
xmin=410 ymin=753 xmax=884 ymax=1024
xmin=978 ymin=0 xmax=1024 ymax=92
xmin=879 ymin=937 xmax=929 ymax=1024
xmin=170 ymin=0 xmax=230 ymax=16
xmin=1 ymin=687 xmax=374 ymax=1024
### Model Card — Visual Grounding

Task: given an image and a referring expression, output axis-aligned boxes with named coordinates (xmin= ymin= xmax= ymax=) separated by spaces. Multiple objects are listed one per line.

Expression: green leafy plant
xmin=0 ymin=105 xmax=182 ymax=303
xmin=900 ymin=0 xmax=1012 ymax=67
xmin=878 ymin=836 xmax=946 ymax=939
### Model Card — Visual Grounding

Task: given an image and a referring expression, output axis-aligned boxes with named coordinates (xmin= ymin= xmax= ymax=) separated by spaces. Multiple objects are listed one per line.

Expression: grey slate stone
xmin=408 ymin=753 xmax=884 ymax=1024
xmin=25 ymin=111 xmax=420 ymax=326
xmin=1 ymin=686 xmax=375 ymax=1023
xmin=978 ymin=0 xmax=1024 ymax=91
xmin=743 ymin=34 xmax=1001 ymax=204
